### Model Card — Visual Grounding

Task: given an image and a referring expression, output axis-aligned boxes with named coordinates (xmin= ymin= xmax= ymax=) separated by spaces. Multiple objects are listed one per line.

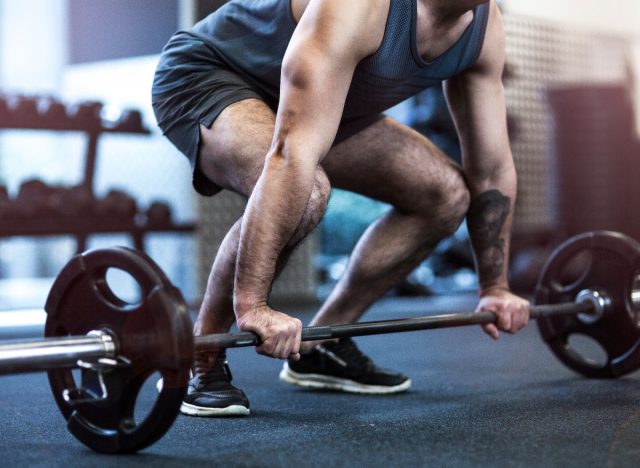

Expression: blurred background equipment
xmin=0 ymin=93 xmax=194 ymax=255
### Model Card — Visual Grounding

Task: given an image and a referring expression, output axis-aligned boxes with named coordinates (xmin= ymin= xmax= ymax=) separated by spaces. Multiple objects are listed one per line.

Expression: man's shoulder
xmin=293 ymin=0 xmax=391 ymax=60
xmin=464 ymin=1 xmax=505 ymax=78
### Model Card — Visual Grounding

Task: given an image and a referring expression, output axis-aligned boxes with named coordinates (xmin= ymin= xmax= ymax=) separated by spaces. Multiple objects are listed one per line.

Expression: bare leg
xmin=193 ymin=220 xmax=239 ymax=336
xmin=312 ymin=117 xmax=470 ymax=327
xmin=194 ymin=99 xmax=330 ymax=339
xmin=182 ymin=99 xmax=330 ymax=416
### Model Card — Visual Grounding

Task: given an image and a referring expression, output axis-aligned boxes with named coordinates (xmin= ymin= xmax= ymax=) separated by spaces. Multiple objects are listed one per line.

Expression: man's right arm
xmin=233 ymin=0 xmax=388 ymax=359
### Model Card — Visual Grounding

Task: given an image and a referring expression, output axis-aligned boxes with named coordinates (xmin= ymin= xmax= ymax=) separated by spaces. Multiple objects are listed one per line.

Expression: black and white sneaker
xmin=279 ymin=338 xmax=411 ymax=394
xmin=180 ymin=351 xmax=250 ymax=417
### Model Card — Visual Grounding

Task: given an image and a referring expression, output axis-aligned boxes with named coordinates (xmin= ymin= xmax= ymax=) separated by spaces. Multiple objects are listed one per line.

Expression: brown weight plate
xmin=536 ymin=231 xmax=640 ymax=378
xmin=44 ymin=247 xmax=193 ymax=453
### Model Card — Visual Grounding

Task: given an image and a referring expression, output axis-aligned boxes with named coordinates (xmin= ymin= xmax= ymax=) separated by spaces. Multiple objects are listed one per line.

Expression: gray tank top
xmin=187 ymin=0 xmax=490 ymax=123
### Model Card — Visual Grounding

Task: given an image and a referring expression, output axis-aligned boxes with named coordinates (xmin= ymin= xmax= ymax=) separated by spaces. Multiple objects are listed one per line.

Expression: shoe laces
xmin=326 ymin=338 xmax=375 ymax=369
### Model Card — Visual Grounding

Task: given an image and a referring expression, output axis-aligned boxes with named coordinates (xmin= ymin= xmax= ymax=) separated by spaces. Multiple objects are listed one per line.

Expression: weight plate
xmin=44 ymin=247 xmax=193 ymax=453
xmin=535 ymin=231 xmax=640 ymax=378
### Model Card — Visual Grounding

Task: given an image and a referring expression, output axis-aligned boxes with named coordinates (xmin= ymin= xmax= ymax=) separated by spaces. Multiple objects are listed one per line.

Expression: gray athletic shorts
xmin=152 ymin=32 xmax=383 ymax=196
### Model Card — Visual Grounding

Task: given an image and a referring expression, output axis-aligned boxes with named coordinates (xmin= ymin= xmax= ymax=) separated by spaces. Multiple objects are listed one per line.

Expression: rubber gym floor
xmin=1 ymin=294 xmax=639 ymax=467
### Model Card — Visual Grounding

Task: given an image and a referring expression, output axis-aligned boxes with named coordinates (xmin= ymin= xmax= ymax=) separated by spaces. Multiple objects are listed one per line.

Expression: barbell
xmin=0 ymin=230 xmax=639 ymax=453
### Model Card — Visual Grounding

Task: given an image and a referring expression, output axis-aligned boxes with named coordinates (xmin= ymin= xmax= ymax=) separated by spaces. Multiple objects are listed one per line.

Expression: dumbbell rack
xmin=0 ymin=95 xmax=195 ymax=253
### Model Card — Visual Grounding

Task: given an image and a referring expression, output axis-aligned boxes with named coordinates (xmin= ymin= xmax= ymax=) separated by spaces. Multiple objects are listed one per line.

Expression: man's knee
xmin=439 ymin=168 xmax=470 ymax=234
xmin=287 ymin=169 xmax=331 ymax=247
xmin=418 ymin=166 xmax=470 ymax=236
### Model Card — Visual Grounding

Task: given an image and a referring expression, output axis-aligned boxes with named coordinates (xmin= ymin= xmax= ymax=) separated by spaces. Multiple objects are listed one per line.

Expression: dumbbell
xmin=97 ymin=189 xmax=138 ymax=220
xmin=146 ymin=201 xmax=172 ymax=226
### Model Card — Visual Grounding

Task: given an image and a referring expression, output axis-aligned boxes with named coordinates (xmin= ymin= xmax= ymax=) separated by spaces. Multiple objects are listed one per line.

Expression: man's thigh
xmin=198 ymin=98 xmax=276 ymax=197
xmin=322 ymin=116 xmax=465 ymax=212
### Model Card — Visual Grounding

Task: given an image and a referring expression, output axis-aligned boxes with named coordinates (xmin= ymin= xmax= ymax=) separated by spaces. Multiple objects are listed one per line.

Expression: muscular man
xmin=152 ymin=0 xmax=530 ymax=417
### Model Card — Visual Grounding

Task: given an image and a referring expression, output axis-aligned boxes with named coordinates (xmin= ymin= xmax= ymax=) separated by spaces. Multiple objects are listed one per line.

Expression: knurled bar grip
xmin=193 ymin=301 xmax=594 ymax=350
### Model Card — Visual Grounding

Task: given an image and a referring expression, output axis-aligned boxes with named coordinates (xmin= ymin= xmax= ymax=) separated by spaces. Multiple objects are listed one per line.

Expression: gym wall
xmin=502 ymin=13 xmax=633 ymax=237
xmin=503 ymin=0 xmax=640 ymax=131
xmin=503 ymin=0 xmax=640 ymax=35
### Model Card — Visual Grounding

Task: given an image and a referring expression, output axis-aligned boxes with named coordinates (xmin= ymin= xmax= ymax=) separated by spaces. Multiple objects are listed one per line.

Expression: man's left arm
xmin=444 ymin=1 xmax=529 ymax=339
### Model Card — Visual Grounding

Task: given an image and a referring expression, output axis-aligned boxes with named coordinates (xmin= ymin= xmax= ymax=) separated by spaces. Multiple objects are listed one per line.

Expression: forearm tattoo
xmin=467 ymin=189 xmax=511 ymax=290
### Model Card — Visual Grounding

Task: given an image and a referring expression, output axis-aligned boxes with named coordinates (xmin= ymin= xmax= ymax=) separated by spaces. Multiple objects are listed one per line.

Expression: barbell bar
xmin=0 ymin=331 xmax=115 ymax=375
xmin=0 ymin=294 xmax=598 ymax=375
xmin=193 ymin=299 xmax=598 ymax=350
